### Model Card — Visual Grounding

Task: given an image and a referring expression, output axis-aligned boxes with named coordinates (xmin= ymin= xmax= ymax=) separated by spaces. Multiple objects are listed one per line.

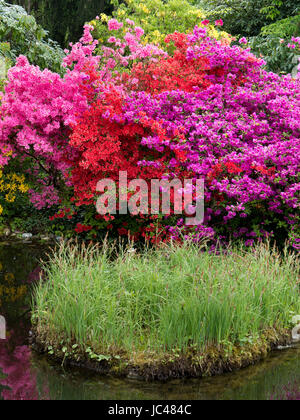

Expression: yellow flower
xmin=0 ymin=171 xmax=29 ymax=210
xmin=19 ymin=183 xmax=29 ymax=193
xmin=2 ymin=149 xmax=12 ymax=158
xmin=4 ymin=272 xmax=15 ymax=284
xmin=100 ymin=13 xmax=108 ymax=22
xmin=5 ymin=192 xmax=16 ymax=203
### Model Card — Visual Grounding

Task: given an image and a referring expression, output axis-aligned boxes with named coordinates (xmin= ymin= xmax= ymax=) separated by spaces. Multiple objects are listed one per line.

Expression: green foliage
xmin=0 ymin=52 xmax=11 ymax=89
xmin=249 ymin=36 xmax=299 ymax=75
xmin=0 ymin=0 xmax=64 ymax=72
xmin=260 ymin=0 xmax=299 ymax=21
xmin=0 ymin=190 xmax=53 ymax=235
xmin=1 ymin=201 xmax=53 ymax=235
xmin=199 ymin=0 xmax=270 ymax=37
xmin=199 ymin=0 xmax=298 ymax=37
xmin=33 ymin=241 xmax=300 ymax=356
xmin=260 ymin=15 xmax=300 ymax=38
xmin=249 ymin=15 xmax=300 ymax=74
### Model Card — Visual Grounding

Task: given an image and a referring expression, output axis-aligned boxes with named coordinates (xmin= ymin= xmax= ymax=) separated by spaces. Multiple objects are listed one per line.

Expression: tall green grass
xmin=32 ymin=241 xmax=300 ymax=355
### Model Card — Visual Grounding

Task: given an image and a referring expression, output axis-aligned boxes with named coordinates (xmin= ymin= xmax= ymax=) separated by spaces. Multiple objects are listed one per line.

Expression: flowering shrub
xmin=90 ymin=0 xmax=230 ymax=48
xmin=0 ymin=170 xmax=29 ymax=216
xmin=0 ymin=53 xmax=92 ymax=208
xmin=0 ymin=17 xmax=299 ymax=248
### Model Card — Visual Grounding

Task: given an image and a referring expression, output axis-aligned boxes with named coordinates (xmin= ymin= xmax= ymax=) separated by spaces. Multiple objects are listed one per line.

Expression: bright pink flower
xmin=135 ymin=26 xmax=145 ymax=39
xmin=126 ymin=18 xmax=135 ymax=26
xmin=108 ymin=36 xmax=117 ymax=43
xmin=201 ymin=20 xmax=210 ymax=26
xmin=239 ymin=37 xmax=247 ymax=45
xmin=108 ymin=18 xmax=123 ymax=31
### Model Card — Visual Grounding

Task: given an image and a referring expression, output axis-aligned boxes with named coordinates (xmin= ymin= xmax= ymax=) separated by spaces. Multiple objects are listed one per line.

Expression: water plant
xmin=32 ymin=240 xmax=300 ymax=374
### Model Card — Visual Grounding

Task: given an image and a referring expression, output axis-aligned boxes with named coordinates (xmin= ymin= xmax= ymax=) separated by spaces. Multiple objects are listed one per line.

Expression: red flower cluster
xmin=207 ymin=161 xmax=243 ymax=182
xmin=128 ymin=33 xmax=211 ymax=94
xmin=49 ymin=208 xmax=75 ymax=221
xmin=69 ymin=88 xmax=167 ymax=207
xmin=74 ymin=223 xmax=93 ymax=233
xmin=252 ymin=164 xmax=276 ymax=178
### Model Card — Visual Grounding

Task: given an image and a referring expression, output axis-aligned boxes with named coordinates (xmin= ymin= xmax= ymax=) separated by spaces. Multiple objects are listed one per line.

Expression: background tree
xmin=197 ymin=0 xmax=299 ymax=37
xmin=0 ymin=0 xmax=63 ymax=73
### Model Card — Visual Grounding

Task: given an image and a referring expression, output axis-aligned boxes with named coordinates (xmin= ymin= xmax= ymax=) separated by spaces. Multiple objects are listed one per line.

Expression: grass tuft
xmin=32 ymin=241 xmax=300 ymax=359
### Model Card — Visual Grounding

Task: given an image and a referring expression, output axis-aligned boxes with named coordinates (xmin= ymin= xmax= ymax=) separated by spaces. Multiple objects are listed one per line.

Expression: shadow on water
xmin=0 ymin=242 xmax=299 ymax=400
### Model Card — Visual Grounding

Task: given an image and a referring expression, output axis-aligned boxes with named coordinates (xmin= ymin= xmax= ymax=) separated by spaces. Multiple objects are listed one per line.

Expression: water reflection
xmin=0 ymin=242 xmax=299 ymax=400
xmin=0 ymin=242 xmax=48 ymax=400
xmin=0 ymin=333 xmax=40 ymax=400
xmin=27 ymin=345 xmax=300 ymax=400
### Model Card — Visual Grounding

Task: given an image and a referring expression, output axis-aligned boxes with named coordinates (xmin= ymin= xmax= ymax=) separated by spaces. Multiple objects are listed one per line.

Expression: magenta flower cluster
xmin=120 ymin=28 xmax=300 ymax=247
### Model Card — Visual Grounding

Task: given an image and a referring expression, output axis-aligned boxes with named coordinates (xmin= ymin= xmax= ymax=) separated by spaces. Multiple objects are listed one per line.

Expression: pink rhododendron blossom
xmin=108 ymin=19 xmax=123 ymax=31
xmin=215 ymin=19 xmax=224 ymax=26
xmin=135 ymin=26 xmax=145 ymax=39
xmin=239 ymin=37 xmax=247 ymax=45
xmin=126 ymin=18 xmax=135 ymax=26
xmin=108 ymin=36 xmax=117 ymax=43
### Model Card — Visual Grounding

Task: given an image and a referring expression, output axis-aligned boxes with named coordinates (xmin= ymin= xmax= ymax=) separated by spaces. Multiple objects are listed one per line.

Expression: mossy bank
xmin=31 ymin=241 xmax=300 ymax=381
xmin=31 ymin=327 xmax=294 ymax=381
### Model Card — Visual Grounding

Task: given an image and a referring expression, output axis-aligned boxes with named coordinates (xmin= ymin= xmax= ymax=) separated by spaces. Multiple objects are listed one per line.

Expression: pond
xmin=0 ymin=242 xmax=299 ymax=400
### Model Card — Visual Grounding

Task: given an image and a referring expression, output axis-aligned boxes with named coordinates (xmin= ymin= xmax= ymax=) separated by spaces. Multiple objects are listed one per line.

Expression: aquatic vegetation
xmin=32 ymin=241 xmax=300 ymax=378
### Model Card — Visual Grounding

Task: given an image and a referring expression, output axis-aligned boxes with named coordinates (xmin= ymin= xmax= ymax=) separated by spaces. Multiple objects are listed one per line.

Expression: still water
xmin=0 ymin=242 xmax=299 ymax=400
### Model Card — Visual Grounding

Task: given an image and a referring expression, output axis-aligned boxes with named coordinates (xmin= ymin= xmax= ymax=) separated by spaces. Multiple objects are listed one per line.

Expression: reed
xmin=32 ymin=241 xmax=300 ymax=357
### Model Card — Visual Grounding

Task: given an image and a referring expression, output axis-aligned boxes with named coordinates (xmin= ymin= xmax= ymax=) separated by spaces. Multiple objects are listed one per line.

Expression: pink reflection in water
xmin=0 ymin=330 xmax=49 ymax=400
